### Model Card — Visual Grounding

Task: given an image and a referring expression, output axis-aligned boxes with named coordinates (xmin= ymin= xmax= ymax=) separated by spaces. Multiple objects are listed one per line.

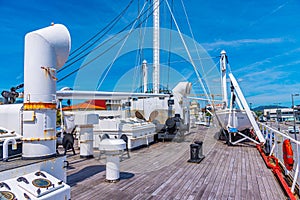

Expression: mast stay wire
xmin=136 ymin=0 xmax=142 ymax=92
xmin=137 ymin=3 xmax=151 ymax=91
xmin=180 ymin=0 xmax=209 ymax=80
xmin=133 ymin=0 xmax=151 ymax=92
xmin=59 ymin=0 xmax=135 ymax=73
xmin=57 ymin=1 xmax=160 ymax=83
xmin=167 ymin=0 xmax=174 ymax=91
xmin=7 ymin=0 xmax=137 ymax=91
xmin=58 ymin=0 xmax=162 ymax=83
xmin=73 ymin=2 xmax=149 ymax=111
xmin=96 ymin=1 xmax=148 ymax=91
xmin=69 ymin=0 xmax=134 ymax=57
xmin=82 ymin=0 xmax=143 ymax=112
xmin=165 ymin=0 xmax=212 ymax=105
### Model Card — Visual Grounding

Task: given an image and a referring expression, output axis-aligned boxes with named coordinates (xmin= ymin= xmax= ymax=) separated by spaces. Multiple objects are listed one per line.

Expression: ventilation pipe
xmin=22 ymin=24 xmax=71 ymax=159
xmin=142 ymin=60 xmax=148 ymax=93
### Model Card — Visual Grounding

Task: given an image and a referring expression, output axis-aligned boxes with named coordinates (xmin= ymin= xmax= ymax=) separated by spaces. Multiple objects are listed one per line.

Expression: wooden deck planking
xmin=240 ymin=147 xmax=249 ymax=200
xmin=67 ymin=126 xmax=287 ymax=200
xmin=183 ymin=152 xmax=221 ymax=199
xmin=248 ymin=146 xmax=263 ymax=200
xmin=243 ymin=146 xmax=256 ymax=200
xmin=189 ymin=150 xmax=221 ymax=199
xmin=220 ymin=147 xmax=236 ymax=199
xmin=211 ymin=152 xmax=231 ymax=199
xmin=252 ymin=146 xmax=272 ymax=200
xmin=173 ymin=147 xmax=214 ymax=199
xmin=177 ymin=151 xmax=221 ymax=199
xmin=196 ymin=150 xmax=226 ymax=199
xmin=229 ymin=146 xmax=240 ymax=199
xmin=252 ymin=147 xmax=281 ymax=200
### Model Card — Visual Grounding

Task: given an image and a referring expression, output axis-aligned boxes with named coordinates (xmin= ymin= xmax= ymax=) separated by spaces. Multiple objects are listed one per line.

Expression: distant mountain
xmin=252 ymin=105 xmax=288 ymax=111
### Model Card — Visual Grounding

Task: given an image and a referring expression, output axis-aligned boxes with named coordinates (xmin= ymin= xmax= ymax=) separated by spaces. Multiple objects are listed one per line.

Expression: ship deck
xmin=66 ymin=125 xmax=287 ymax=200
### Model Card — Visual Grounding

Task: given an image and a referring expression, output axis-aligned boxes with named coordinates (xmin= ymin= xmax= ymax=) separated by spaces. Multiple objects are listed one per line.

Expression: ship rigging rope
xmin=165 ymin=0 xmax=212 ymax=105
xmin=59 ymin=0 xmax=135 ymax=73
xmin=167 ymin=0 xmax=174 ymax=90
xmin=133 ymin=1 xmax=151 ymax=92
xmin=96 ymin=1 xmax=148 ymax=91
xmin=58 ymin=0 xmax=162 ymax=83
xmin=180 ymin=0 xmax=207 ymax=80
xmin=136 ymin=20 xmax=149 ymax=92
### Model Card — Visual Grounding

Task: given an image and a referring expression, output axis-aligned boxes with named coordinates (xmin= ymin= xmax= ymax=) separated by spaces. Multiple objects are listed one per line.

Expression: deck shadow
xmin=67 ymin=165 xmax=105 ymax=186
xmin=119 ymin=171 xmax=135 ymax=180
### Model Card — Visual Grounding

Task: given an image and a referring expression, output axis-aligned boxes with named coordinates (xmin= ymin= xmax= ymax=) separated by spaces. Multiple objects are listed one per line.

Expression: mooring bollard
xmin=188 ymin=144 xmax=200 ymax=163
xmin=194 ymin=140 xmax=205 ymax=161
xmin=187 ymin=141 xmax=205 ymax=164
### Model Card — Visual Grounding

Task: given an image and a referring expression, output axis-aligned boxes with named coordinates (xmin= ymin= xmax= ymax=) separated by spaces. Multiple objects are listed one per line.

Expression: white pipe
xmin=22 ymin=24 xmax=70 ymax=159
xmin=60 ymin=100 xmax=64 ymax=131
xmin=3 ymin=138 xmax=17 ymax=162
xmin=142 ymin=60 xmax=148 ymax=93
xmin=24 ymin=24 xmax=71 ymax=103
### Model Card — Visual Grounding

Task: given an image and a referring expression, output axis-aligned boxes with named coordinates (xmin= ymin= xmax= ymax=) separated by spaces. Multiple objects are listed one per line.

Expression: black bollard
xmin=188 ymin=143 xmax=204 ymax=164
xmin=264 ymin=140 xmax=271 ymax=156
xmin=194 ymin=141 xmax=205 ymax=161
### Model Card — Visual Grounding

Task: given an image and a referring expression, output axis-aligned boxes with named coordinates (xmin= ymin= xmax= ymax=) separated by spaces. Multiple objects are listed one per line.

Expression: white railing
xmin=258 ymin=122 xmax=300 ymax=194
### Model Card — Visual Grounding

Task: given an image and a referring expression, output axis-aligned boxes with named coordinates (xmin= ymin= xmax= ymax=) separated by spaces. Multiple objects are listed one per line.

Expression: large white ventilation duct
xmin=22 ymin=24 xmax=71 ymax=159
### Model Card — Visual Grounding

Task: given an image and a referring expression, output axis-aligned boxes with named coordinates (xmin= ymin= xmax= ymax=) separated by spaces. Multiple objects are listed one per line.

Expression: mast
xmin=220 ymin=50 xmax=228 ymax=108
xmin=142 ymin=60 xmax=148 ymax=93
xmin=153 ymin=0 xmax=160 ymax=94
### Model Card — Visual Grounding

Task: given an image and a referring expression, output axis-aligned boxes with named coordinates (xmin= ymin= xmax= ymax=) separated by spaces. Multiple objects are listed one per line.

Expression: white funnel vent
xmin=22 ymin=24 xmax=71 ymax=159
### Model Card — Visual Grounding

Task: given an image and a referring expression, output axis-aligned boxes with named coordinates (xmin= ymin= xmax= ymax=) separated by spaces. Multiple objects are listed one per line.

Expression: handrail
xmin=258 ymin=122 xmax=300 ymax=144
xmin=258 ymin=122 xmax=300 ymax=196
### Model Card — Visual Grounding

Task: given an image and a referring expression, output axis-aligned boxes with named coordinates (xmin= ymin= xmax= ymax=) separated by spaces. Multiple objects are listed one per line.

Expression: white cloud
xmin=238 ymin=47 xmax=300 ymax=72
xmin=243 ymin=80 xmax=300 ymax=106
xmin=202 ymin=38 xmax=285 ymax=50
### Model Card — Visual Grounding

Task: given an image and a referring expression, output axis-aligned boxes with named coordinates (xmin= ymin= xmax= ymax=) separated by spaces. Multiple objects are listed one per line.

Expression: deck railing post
xmin=275 ymin=133 xmax=278 ymax=157
xmin=291 ymin=144 xmax=299 ymax=193
xmin=258 ymin=122 xmax=300 ymax=186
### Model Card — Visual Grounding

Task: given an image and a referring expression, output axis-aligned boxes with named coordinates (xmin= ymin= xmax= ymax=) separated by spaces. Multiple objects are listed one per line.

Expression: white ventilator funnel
xmin=24 ymin=24 xmax=71 ymax=103
xmin=22 ymin=24 xmax=71 ymax=159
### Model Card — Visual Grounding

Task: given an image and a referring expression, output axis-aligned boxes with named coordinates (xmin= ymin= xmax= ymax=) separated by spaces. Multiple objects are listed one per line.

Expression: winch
xmin=157 ymin=114 xmax=187 ymax=141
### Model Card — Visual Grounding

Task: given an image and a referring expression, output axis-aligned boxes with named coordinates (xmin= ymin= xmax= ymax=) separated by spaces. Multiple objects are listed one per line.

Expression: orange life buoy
xmin=283 ymin=139 xmax=294 ymax=171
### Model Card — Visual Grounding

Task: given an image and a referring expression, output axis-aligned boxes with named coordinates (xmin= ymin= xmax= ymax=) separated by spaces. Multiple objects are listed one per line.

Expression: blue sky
xmin=0 ymin=0 xmax=300 ymax=107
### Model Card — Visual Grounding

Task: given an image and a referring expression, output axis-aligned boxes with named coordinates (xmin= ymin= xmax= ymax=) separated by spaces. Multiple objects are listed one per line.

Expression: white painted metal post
xmin=291 ymin=144 xmax=299 ymax=193
xmin=142 ymin=60 xmax=148 ymax=93
xmin=228 ymin=73 xmax=265 ymax=143
xmin=153 ymin=0 xmax=160 ymax=94
xmin=220 ymin=50 xmax=228 ymax=108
